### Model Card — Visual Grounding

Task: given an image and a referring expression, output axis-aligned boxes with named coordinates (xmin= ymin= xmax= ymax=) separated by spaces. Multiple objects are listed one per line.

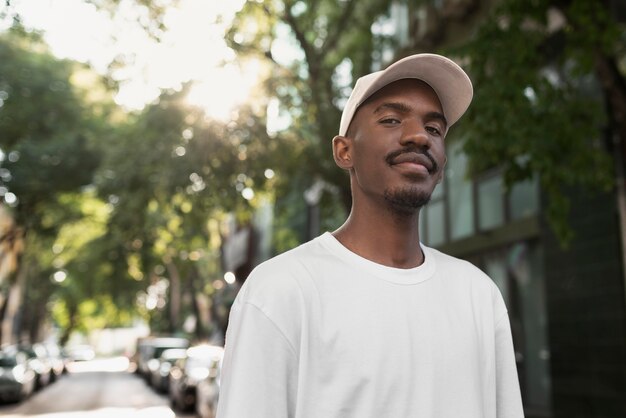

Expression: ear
xmin=332 ymin=135 xmax=353 ymax=170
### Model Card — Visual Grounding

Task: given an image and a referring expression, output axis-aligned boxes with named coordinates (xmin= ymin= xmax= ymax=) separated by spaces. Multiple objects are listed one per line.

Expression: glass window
xmin=483 ymin=251 xmax=509 ymax=302
xmin=509 ymin=243 xmax=551 ymax=410
xmin=478 ymin=174 xmax=504 ymax=230
xmin=425 ymin=200 xmax=445 ymax=246
xmin=447 ymin=144 xmax=474 ymax=240
xmin=480 ymin=243 xmax=552 ymax=413
xmin=510 ymin=176 xmax=539 ymax=220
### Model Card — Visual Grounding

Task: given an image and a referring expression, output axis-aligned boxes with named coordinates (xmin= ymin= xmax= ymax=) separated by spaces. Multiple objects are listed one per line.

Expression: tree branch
xmin=320 ymin=0 xmax=358 ymax=56
xmin=283 ymin=1 xmax=317 ymax=75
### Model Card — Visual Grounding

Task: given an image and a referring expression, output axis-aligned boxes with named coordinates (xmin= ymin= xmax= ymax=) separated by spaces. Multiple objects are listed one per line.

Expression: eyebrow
xmin=425 ymin=111 xmax=448 ymax=129
xmin=373 ymin=102 xmax=448 ymax=128
xmin=373 ymin=102 xmax=412 ymax=114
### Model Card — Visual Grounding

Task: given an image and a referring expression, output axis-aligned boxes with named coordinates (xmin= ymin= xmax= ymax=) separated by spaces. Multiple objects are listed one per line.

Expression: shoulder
xmin=228 ymin=239 xmax=328 ymax=353
xmin=234 ymin=237 xmax=326 ymax=314
xmin=425 ymin=245 xmax=503 ymax=296
xmin=425 ymin=245 xmax=485 ymax=276
xmin=425 ymin=245 xmax=509 ymax=320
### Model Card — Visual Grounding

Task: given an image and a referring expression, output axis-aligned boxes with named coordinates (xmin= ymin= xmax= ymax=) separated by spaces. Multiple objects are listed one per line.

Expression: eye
xmin=379 ymin=117 xmax=401 ymax=125
xmin=426 ymin=125 xmax=442 ymax=136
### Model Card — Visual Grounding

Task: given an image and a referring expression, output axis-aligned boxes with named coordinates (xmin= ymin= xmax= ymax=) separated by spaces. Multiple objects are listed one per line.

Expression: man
xmin=216 ymin=53 xmax=524 ymax=418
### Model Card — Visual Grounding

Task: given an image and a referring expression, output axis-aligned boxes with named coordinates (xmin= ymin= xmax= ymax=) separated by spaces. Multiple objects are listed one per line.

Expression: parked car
xmin=195 ymin=347 xmax=224 ymax=418
xmin=44 ymin=343 xmax=66 ymax=381
xmin=0 ymin=346 xmax=36 ymax=402
xmin=136 ymin=337 xmax=189 ymax=380
xmin=149 ymin=348 xmax=187 ymax=393
xmin=18 ymin=343 xmax=52 ymax=389
xmin=169 ymin=345 xmax=223 ymax=412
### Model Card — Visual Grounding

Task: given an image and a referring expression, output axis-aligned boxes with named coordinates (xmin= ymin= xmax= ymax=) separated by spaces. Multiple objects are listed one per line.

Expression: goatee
xmin=384 ymin=186 xmax=431 ymax=217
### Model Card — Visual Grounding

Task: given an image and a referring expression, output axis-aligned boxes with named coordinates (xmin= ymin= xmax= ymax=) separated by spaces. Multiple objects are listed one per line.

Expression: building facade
xmin=420 ymin=138 xmax=626 ymax=417
xmin=383 ymin=1 xmax=626 ymax=416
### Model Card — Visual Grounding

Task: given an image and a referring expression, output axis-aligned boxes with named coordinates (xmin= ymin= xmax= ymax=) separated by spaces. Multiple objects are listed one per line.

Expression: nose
xmin=399 ymin=120 xmax=430 ymax=149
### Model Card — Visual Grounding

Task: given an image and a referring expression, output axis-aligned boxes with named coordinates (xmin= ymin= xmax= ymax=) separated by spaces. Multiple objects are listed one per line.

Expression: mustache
xmin=385 ymin=146 xmax=439 ymax=173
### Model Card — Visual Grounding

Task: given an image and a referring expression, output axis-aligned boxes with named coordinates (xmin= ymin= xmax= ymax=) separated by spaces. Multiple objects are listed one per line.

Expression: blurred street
xmin=0 ymin=357 xmax=193 ymax=418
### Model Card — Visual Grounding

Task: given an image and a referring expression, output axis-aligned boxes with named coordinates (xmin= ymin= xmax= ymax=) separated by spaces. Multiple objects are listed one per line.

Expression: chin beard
xmin=383 ymin=186 xmax=432 ymax=216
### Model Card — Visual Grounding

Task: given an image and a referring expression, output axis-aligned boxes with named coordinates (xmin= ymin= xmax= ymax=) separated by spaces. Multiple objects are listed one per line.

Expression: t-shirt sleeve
xmin=216 ymin=300 xmax=299 ymax=418
xmin=494 ymin=307 xmax=525 ymax=418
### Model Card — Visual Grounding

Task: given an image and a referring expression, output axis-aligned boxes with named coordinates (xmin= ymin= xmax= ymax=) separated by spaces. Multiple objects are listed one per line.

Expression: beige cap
xmin=339 ymin=53 xmax=473 ymax=136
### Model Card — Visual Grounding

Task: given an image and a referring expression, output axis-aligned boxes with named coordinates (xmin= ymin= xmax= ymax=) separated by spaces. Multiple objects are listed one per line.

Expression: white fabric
xmin=217 ymin=232 xmax=524 ymax=418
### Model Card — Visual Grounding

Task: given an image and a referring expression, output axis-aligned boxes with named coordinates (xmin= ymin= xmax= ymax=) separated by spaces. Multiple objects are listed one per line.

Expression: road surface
xmin=0 ymin=357 xmax=194 ymax=418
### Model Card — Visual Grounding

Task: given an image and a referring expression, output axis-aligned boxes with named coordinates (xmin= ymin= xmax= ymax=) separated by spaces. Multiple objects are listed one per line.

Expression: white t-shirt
xmin=216 ymin=232 xmax=524 ymax=418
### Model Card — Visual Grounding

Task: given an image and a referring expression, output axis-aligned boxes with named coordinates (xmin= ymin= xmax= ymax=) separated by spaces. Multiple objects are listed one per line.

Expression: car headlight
xmin=147 ymin=359 xmax=160 ymax=372
xmin=159 ymin=362 xmax=172 ymax=377
xmin=30 ymin=360 xmax=43 ymax=373
xmin=11 ymin=365 xmax=25 ymax=383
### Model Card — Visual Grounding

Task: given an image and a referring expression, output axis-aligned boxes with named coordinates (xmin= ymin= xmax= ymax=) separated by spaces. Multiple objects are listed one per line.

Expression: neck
xmin=332 ymin=203 xmax=424 ymax=269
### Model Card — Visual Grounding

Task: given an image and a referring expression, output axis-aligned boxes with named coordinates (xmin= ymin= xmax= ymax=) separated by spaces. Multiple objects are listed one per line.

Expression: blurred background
xmin=0 ymin=0 xmax=624 ymax=417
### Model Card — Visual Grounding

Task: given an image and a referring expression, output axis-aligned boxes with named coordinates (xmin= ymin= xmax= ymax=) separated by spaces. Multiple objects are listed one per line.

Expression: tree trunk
xmin=165 ymin=258 xmax=181 ymax=334
xmin=0 ymin=289 xmax=8 ymax=344
xmin=0 ymin=262 xmax=28 ymax=345
xmin=59 ymin=302 xmax=78 ymax=346
xmin=188 ymin=266 xmax=211 ymax=341
xmin=28 ymin=291 xmax=50 ymax=343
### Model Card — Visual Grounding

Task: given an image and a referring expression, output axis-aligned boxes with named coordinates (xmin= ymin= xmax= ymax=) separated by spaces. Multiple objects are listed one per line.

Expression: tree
xmin=0 ymin=25 xmax=107 ymax=344
xmin=94 ymin=84 xmax=280 ymax=337
xmin=47 ymin=190 xmax=140 ymax=345
xmin=85 ymin=0 xmax=180 ymax=40
xmin=0 ymin=5 xmax=294 ymax=342
xmin=453 ymin=0 xmax=623 ymax=244
xmin=225 ymin=0 xmax=625 ymax=246
xmin=225 ymin=0 xmax=397 ymax=242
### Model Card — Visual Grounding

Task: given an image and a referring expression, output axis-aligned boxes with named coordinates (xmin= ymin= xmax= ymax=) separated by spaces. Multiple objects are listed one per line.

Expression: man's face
xmin=338 ymin=78 xmax=447 ymax=215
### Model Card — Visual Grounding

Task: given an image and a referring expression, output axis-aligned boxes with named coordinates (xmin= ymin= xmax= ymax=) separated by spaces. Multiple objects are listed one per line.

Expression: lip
xmin=389 ymin=152 xmax=434 ymax=174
